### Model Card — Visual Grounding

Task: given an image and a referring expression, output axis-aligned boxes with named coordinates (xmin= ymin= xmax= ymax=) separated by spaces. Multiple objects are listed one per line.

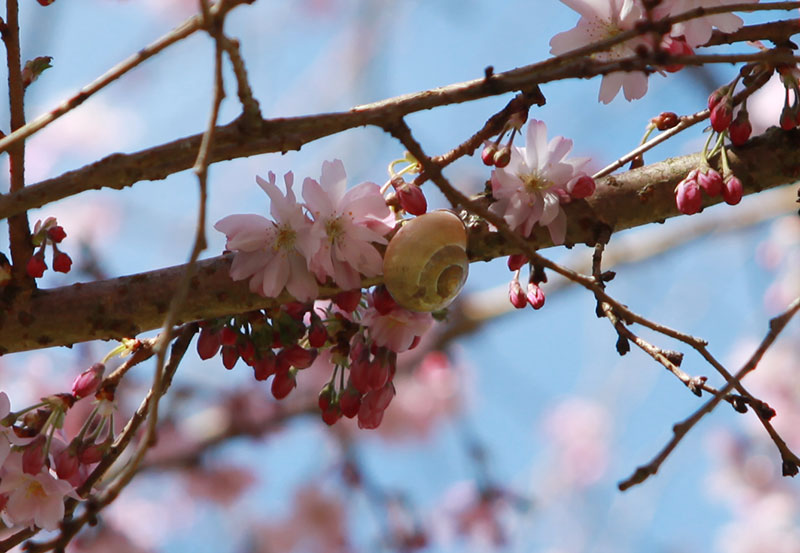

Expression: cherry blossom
xmin=302 ymin=159 xmax=394 ymax=290
xmin=0 ymin=452 xmax=75 ymax=531
xmin=489 ymin=119 xmax=592 ymax=245
xmin=550 ymin=0 xmax=650 ymax=103
xmin=656 ymin=0 xmax=759 ymax=48
xmin=360 ymin=303 xmax=434 ymax=353
xmin=214 ymin=172 xmax=319 ymax=302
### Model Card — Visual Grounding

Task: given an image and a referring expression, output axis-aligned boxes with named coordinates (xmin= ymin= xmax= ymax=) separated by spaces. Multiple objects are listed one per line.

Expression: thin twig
xmin=618 ymin=297 xmax=800 ymax=491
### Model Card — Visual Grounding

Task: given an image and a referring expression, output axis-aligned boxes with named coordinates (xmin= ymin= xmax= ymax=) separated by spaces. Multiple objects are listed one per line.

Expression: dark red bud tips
xmin=710 ymin=100 xmax=733 ymax=133
xmin=196 ymin=328 xmax=222 ymax=360
xmin=372 ymin=285 xmax=397 ymax=315
xmin=493 ymin=146 xmax=511 ymax=168
xmin=271 ymin=369 xmax=297 ymax=400
xmin=47 ymin=225 xmax=67 ymax=243
xmin=72 ymin=363 xmax=105 ymax=399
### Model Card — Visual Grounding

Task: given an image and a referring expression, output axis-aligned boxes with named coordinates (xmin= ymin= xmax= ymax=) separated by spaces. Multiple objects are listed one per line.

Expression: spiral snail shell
xmin=382 ymin=210 xmax=469 ymax=312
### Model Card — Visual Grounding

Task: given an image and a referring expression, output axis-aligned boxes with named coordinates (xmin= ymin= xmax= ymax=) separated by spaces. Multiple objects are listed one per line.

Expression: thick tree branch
xmin=0 ymin=128 xmax=797 ymax=355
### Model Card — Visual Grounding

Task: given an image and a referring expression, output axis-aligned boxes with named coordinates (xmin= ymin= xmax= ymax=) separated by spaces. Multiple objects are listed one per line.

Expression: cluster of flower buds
xmin=707 ymin=86 xmax=752 ymax=146
xmin=27 ymin=217 xmax=72 ymax=278
xmin=507 ymin=256 xmax=547 ymax=311
xmin=197 ymin=285 xmax=429 ymax=429
xmin=481 ymin=111 xmax=528 ymax=169
xmin=675 ymin=167 xmax=742 ymax=215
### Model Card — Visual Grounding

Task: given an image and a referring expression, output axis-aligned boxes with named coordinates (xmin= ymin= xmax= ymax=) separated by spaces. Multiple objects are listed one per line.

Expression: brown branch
xmin=4 ymin=0 xmax=33 ymax=286
xmin=618 ymin=297 xmax=800 ymax=491
xmin=0 ymin=127 xmax=798 ymax=355
xmin=0 ymin=43 xmax=793 ymax=222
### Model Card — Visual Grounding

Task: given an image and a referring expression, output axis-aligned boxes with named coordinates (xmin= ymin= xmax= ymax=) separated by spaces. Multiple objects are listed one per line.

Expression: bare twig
xmin=618 ymin=297 xmax=800 ymax=491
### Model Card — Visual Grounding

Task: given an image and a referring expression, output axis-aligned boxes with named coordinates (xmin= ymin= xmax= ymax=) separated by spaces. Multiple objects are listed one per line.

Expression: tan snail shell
xmin=382 ymin=210 xmax=469 ymax=312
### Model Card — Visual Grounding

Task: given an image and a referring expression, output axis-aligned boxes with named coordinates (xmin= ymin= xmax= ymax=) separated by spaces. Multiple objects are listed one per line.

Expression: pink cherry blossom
xmin=302 ymin=159 xmax=395 ymax=290
xmin=0 ymin=452 xmax=75 ymax=531
xmin=656 ymin=0 xmax=759 ymax=48
xmin=360 ymin=304 xmax=434 ymax=353
xmin=489 ymin=119 xmax=592 ymax=245
xmin=550 ymin=0 xmax=651 ymax=103
xmin=214 ymin=172 xmax=319 ymax=302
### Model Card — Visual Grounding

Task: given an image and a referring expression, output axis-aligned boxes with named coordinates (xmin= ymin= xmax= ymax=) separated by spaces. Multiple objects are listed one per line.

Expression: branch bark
xmin=0 ymin=127 xmax=797 ymax=355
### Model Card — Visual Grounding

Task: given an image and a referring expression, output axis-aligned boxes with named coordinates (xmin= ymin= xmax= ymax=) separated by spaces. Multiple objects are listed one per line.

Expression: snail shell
xmin=382 ymin=210 xmax=469 ymax=312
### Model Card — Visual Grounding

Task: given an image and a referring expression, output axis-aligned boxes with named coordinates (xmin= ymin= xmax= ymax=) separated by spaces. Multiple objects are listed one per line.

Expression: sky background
xmin=0 ymin=1 xmax=798 ymax=552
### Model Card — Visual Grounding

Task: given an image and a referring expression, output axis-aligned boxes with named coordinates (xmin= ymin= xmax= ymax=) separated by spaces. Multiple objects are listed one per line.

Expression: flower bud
xmin=393 ymin=180 xmax=427 ymax=216
xmin=710 ymin=99 xmax=733 ymax=132
xmin=333 ymin=289 xmax=362 ymax=312
xmin=675 ymin=171 xmax=703 ymax=215
xmin=271 ymin=369 xmax=297 ymax=400
xmin=722 ymin=176 xmax=743 ymax=205
xmin=26 ymin=252 xmax=47 ymax=278
xmin=567 ymin=174 xmax=596 ymax=199
xmin=526 ymin=282 xmax=545 ymax=310
xmin=371 ymin=285 xmax=397 ymax=315
xmin=72 ymin=363 xmax=105 ymax=400
xmin=339 ymin=385 xmax=362 ymax=418
xmin=652 ymin=111 xmax=679 ymax=131
xmin=493 ymin=146 xmax=511 ymax=168
xmin=508 ymin=279 xmax=527 ymax=309
xmin=22 ymin=435 xmax=48 ymax=475
xmin=728 ymin=110 xmax=752 ymax=146
xmin=481 ymin=143 xmax=497 ymax=166
xmin=196 ymin=327 xmax=222 ymax=360
xmin=507 ymin=254 xmax=528 ymax=272
xmin=696 ymin=168 xmax=722 ymax=197
xmin=46 ymin=225 xmax=67 ymax=243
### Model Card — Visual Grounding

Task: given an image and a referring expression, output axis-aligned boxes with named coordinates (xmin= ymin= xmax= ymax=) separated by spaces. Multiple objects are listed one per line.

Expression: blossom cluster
xmin=214 ymin=159 xmax=395 ymax=302
xmin=0 ymin=363 xmax=110 ymax=532
xmin=551 ymin=0 xmax=759 ymax=104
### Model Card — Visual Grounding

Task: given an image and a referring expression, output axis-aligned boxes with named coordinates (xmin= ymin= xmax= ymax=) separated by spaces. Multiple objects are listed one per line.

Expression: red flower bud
xmin=333 ymin=289 xmax=362 ymax=312
xmin=271 ymin=369 xmax=297 ymax=400
xmin=46 ymin=225 xmax=67 ymax=243
xmin=652 ymin=111 xmax=679 ymax=131
xmin=493 ymin=146 xmax=511 ymax=168
xmin=26 ymin=252 xmax=47 ymax=278
xmin=221 ymin=345 xmax=239 ymax=370
xmin=196 ymin=327 xmax=222 ymax=360
xmin=507 ymin=254 xmax=528 ymax=272
xmin=278 ymin=344 xmax=316 ymax=369
xmin=252 ymin=351 xmax=276 ymax=381
xmin=710 ymin=100 xmax=733 ymax=133
xmin=52 ymin=251 xmax=72 ymax=273
xmin=481 ymin=143 xmax=497 ymax=166
xmin=339 ymin=385 xmax=362 ymax=418
xmin=394 ymin=181 xmax=427 ymax=216
xmin=372 ymin=285 xmax=397 ymax=315
xmin=675 ymin=171 xmax=702 ymax=215
xmin=567 ymin=175 xmax=596 ymax=199
xmin=728 ymin=110 xmax=752 ymax=146
xmin=22 ymin=435 xmax=47 ymax=475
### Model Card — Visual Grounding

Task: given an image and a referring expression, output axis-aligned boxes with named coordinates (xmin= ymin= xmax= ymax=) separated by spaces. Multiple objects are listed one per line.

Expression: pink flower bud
xmin=508 ymin=279 xmax=527 ymax=309
xmin=675 ymin=172 xmax=703 ymax=215
xmin=526 ymin=282 xmax=545 ymax=310
xmin=26 ymin=252 xmax=47 ymax=278
xmin=652 ymin=111 xmax=679 ymax=131
xmin=567 ymin=174 xmax=596 ymax=199
xmin=393 ymin=181 xmax=427 ymax=216
xmin=708 ymin=86 xmax=728 ymax=111
xmin=728 ymin=110 xmax=752 ymax=146
xmin=696 ymin=168 xmax=722 ymax=197
xmin=661 ymin=36 xmax=693 ymax=73
xmin=78 ymin=441 xmax=107 ymax=464
xmin=318 ymin=384 xmax=334 ymax=412
xmin=219 ymin=326 xmax=238 ymax=346
xmin=71 ymin=362 xmax=105 ymax=399
xmin=722 ymin=176 xmax=743 ymax=205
